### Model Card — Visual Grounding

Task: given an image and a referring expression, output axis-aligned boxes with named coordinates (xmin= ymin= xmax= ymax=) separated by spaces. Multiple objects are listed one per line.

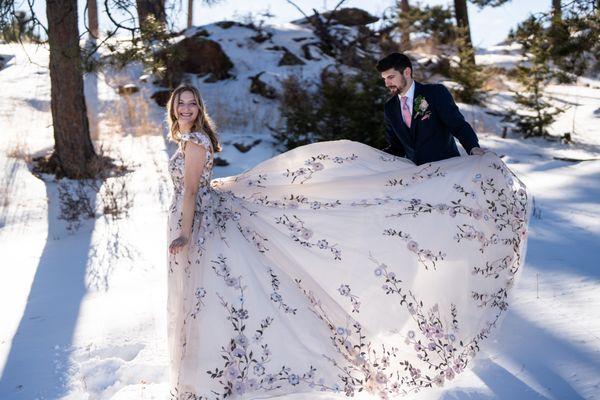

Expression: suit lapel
xmin=410 ymin=81 xmax=423 ymax=140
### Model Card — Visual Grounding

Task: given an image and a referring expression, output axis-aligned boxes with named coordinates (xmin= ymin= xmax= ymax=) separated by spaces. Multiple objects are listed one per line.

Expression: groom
xmin=376 ymin=53 xmax=485 ymax=165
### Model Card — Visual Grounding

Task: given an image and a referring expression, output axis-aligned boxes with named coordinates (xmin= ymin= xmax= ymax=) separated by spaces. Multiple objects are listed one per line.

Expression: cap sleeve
xmin=180 ymin=131 xmax=213 ymax=152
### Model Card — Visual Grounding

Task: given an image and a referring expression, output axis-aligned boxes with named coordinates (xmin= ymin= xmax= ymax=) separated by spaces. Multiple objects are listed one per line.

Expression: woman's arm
xmin=169 ymin=140 xmax=208 ymax=255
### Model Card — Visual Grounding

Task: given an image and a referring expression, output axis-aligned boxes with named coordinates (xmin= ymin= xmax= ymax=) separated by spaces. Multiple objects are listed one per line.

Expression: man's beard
xmin=387 ymin=75 xmax=408 ymax=96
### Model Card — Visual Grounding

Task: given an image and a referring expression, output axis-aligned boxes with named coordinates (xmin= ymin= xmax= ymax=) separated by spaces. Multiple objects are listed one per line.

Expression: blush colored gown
xmin=167 ymin=130 xmax=530 ymax=399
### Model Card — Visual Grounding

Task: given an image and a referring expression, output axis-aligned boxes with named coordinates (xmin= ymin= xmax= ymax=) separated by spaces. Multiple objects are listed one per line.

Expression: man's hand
xmin=470 ymin=147 xmax=485 ymax=156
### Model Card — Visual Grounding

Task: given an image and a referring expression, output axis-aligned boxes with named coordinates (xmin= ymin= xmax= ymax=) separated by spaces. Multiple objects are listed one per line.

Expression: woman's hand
xmin=169 ymin=236 xmax=189 ymax=255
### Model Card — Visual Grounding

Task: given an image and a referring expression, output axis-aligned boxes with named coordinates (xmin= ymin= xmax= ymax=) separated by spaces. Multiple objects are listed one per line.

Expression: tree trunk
xmin=136 ymin=0 xmax=167 ymax=32
xmin=187 ymin=0 xmax=194 ymax=28
xmin=552 ymin=0 xmax=561 ymax=19
xmin=453 ymin=0 xmax=475 ymax=64
xmin=46 ymin=0 xmax=96 ymax=178
xmin=551 ymin=0 xmax=562 ymax=31
xmin=399 ymin=0 xmax=410 ymax=50
xmin=87 ymin=0 xmax=99 ymax=39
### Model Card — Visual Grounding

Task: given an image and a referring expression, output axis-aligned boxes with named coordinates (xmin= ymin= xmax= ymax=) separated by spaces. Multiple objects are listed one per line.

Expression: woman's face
xmin=175 ymin=90 xmax=200 ymax=126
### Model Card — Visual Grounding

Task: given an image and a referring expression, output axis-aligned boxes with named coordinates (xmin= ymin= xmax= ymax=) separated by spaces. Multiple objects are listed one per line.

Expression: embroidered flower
xmin=317 ymin=239 xmax=329 ymax=249
xmin=288 ymin=374 xmax=300 ymax=385
xmin=234 ymin=333 xmax=249 ymax=347
xmin=338 ymin=284 xmax=351 ymax=296
xmin=237 ymin=309 xmax=249 ymax=319
xmin=233 ymin=380 xmax=246 ymax=394
xmin=232 ymin=347 xmax=246 ymax=358
xmin=311 ymin=162 xmax=324 ymax=171
xmin=407 ymin=241 xmax=419 ymax=253
xmin=225 ymin=277 xmax=239 ymax=287
xmin=300 ymin=228 xmax=313 ymax=240
xmin=270 ymin=292 xmax=282 ymax=302
xmin=375 ymin=371 xmax=388 ymax=384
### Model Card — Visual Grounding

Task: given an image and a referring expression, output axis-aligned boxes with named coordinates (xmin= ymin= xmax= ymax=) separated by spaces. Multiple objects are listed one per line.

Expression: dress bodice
xmin=168 ymin=131 xmax=214 ymax=198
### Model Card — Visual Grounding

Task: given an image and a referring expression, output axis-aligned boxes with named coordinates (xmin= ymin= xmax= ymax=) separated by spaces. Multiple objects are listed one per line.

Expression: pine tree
xmin=510 ymin=16 xmax=563 ymax=138
xmin=396 ymin=3 xmax=455 ymax=47
xmin=277 ymin=64 xmax=388 ymax=150
xmin=449 ymin=26 xmax=487 ymax=104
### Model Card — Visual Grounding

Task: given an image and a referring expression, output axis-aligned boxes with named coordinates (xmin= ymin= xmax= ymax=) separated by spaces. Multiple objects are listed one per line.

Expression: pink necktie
xmin=401 ymin=96 xmax=411 ymax=128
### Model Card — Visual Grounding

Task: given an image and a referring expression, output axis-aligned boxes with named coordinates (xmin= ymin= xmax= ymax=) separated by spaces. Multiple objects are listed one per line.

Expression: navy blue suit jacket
xmin=383 ymin=81 xmax=480 ymax=165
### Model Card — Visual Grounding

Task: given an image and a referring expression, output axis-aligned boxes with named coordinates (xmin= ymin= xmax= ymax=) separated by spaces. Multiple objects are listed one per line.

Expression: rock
xmin=233 ymin=143 xmax=251 ymax=153
xmin=293 ymin=8 xmax=378 ymax=27
xmin=156 ymin=36 xmax=234 ymax=87
xmin=301 ymin=43 xmax=321 ymax=61
xmin=265 ymin=45 xmax=305 ymax=66
xmin=203 ymin=73 xmax=221 ymax=83
xmin=117 ymin=84 xmax=140 ymax=95
xmin=233 ymin=139 xmax=262 ymax=153
xmin=249 ymin=72 xmax=277 ymax=99
xmin=176 ymin=37 xmax=234 ymax=79
xmin=278 ymin=49 xmax=305 ymax=66
xmin=215 ymin=21 xmax=237 ymax=29
xmin=326 ymin=8 xmax=379 ymax=26
xmin=192 ymin=28 xmax=210 ymax=37
xmin=151 ymin=90 xmax=171 ymax=107
xmin=214 ymin=157 xmax=229 ymax=166
xmin=251 ymin=31 xmax=273 ymax=43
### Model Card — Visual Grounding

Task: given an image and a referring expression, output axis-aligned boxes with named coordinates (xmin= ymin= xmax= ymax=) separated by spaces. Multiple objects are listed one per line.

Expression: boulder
xmin=249 ymin=72 xmax=277 ymax=99
xmin=157 ymin=36 xmax=234 ymax=87
xmin=325 ymin=8 xmax=379 ymax=26
xmin=175 ymin=37 xmax=233 ymax=79
xmin=213 ymin=157 xmax=229 ymax=166
xmin=293 ymin=8 xmax=378 ymax=27
xmin=151 ymin=90 xmax=171 ymax=107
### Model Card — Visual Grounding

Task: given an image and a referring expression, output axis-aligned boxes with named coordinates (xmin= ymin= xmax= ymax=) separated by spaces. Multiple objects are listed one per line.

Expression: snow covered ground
xmin=0 ymin=21 xmax=599 ymax=400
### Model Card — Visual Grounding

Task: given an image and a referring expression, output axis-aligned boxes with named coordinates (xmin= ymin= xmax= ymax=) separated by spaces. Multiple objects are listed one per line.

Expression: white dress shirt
xmin=398 ymin=80 xmax=415 ymax=115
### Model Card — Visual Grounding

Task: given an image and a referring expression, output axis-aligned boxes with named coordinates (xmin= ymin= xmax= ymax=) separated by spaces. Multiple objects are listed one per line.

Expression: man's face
xmin=381 ymin=67 xmax=411 ymax=96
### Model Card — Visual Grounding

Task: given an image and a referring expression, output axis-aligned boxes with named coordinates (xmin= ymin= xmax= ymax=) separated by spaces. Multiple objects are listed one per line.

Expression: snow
xmin=1 ymin=19 xmax=599 ymax=400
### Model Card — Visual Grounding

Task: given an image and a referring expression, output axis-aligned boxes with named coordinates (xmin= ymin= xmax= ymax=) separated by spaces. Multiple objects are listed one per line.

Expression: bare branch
xmin=284 ymin=0 xmax=309 ymax=19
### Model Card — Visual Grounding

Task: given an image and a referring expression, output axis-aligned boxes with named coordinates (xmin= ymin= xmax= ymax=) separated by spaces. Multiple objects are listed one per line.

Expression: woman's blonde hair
xmin=166 ymin=85 xmax=222 ymax=152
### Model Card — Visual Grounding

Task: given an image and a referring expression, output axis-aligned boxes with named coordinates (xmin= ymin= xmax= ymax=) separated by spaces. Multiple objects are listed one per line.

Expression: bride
xmin=166 ymin=84 xmax=530 ymax=399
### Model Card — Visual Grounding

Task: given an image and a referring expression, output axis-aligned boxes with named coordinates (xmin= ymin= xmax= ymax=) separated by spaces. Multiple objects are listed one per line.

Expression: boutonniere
xmin=414 ymin=95 xmax=432 ymax=121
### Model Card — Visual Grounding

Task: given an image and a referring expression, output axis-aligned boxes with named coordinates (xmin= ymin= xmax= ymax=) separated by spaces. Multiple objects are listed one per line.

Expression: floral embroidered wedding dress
xmin=167 ymin=131 xmax=530 ymax=399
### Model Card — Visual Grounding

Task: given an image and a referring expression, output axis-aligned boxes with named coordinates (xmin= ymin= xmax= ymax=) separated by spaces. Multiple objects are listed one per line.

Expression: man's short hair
xmin=376 ymin=53 xmax=413 ymax=76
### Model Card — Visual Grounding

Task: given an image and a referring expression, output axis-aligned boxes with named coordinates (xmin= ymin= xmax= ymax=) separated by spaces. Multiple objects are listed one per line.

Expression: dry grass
xmin=483 ymin=67 xmax=512 ymax=92
xmin=6 ymin=139 xmax=32 ymax=163
xmin=0 ymin=187 xmax=9 ymax=209
xmin=100 ymin=74 xmax=164 ymax=138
